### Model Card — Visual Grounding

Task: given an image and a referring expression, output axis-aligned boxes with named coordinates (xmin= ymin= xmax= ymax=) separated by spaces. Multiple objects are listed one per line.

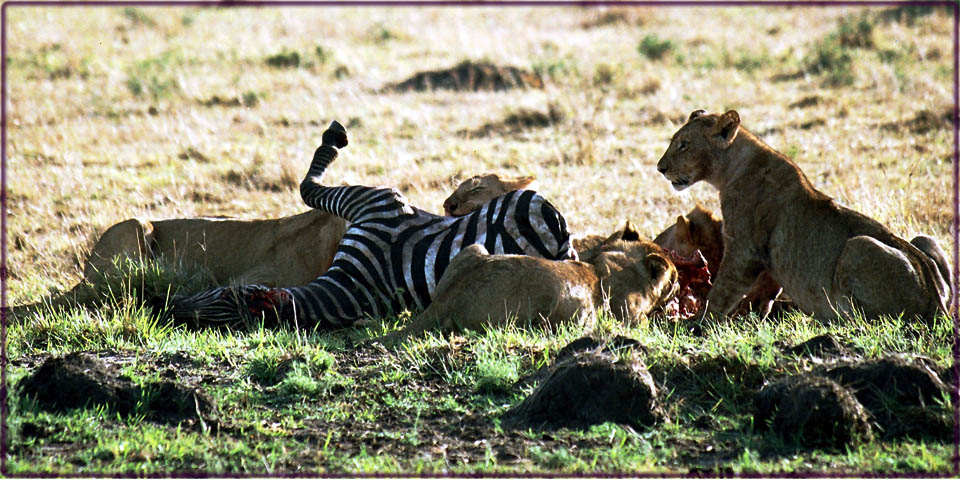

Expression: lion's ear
xmin=675 ymin=215 xmax=691 ymax=242
xmin=688 ymin=109 xmax=706 ymax=122
xmin=621 ymin=220 xmax=641 ymax=242
xmin=714 ymin=110 xmax=740 ymax=148
xmin=642 ymin=253 xmax=672 ymax=280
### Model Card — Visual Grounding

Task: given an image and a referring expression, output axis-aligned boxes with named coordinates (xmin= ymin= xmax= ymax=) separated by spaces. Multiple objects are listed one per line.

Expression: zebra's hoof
xmin=322 ymin=120 xmax=348 ymax=149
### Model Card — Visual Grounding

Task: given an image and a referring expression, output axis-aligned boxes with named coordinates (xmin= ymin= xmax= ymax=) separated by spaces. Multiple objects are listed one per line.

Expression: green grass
xmin=637 ymin=34 xmax=674 ymax=60
xmin=125 ymin=50 xmax=183 ymax=100
xmin=7 ymin=295 xmax=955 ymax=473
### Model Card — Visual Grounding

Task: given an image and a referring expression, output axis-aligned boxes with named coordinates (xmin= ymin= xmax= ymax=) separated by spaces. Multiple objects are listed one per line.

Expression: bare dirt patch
xmin=789 ymin=95 xmax=822 ymax=109
xmin=880 ymin=108 xmax=955 ymax=135
xmin=384 ymin=60 xmax=544 ymax=93
xmin=276 ymin=345 xmax=613 ymax=468
xmin=578 ymin=8 xmax=649 ymax=29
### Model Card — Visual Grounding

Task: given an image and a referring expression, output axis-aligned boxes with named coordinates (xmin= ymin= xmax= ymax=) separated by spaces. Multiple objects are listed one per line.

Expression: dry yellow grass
xmin=6 ymin=5 xmax=954 ymax=307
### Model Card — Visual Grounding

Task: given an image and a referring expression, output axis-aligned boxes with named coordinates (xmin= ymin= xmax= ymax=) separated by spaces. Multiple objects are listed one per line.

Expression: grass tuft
xmin=125 ymin=50 xmax=182 ymax=100
xmin=637 ymin=34 xmax=674 ymax=60
xmin=265 ymin=48 xmax=301 ymax=68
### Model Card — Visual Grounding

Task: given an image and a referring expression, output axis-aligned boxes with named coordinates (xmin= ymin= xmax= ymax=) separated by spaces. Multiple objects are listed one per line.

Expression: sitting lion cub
xmin=656 ymin=109 xmax=950 ymax=322
xmin=375 ymin=239 xmax=677 ymax=342
xmin=654 ymin=204 xmax=783 ymax=318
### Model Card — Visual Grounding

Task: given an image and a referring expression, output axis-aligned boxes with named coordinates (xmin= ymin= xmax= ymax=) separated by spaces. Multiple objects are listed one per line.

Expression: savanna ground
xmin=4 ymin=4 xmax=958 ymax=476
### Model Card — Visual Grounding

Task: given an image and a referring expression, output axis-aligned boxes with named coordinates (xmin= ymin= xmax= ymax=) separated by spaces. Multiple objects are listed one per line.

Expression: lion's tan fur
xmin=443 ymin=173 xmax=535 ymax=216
xmin=13 ymin=210 xmax=346 ymax=317
xmin=656 ymin=109 xmax=950 ymax=321
xmin=377 ymin=239 xmax=677 ymax=342
xmin=84 ymin=210 xmax=345 ymax=287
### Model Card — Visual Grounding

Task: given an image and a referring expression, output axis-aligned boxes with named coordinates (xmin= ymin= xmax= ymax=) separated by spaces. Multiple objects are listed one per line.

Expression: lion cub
xmin=656 ymin=109 xmax=950 ymax=322
xmin=375 ymin=239 xmax=677 ymax=342
xmin=443 ymin=173 xmax=535 ymax=216
xmin=654 ymin=204 xmax=783 ymax=318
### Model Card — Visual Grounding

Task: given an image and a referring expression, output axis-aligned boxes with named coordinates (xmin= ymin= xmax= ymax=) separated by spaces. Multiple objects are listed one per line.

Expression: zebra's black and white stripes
xmin=165 ymin=121 xmax=576 ymax=330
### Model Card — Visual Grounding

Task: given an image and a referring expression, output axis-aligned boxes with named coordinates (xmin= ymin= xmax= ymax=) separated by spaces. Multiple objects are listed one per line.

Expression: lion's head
xmin=443 ymin=173 xmax=535 ymax=216
xmin=653 ymin=204 xmax=723 ymax=277
xmin=656 ymin=109 xmax=741 ymax=191
xmin=590 ymin=240 xmax=678 ymax=324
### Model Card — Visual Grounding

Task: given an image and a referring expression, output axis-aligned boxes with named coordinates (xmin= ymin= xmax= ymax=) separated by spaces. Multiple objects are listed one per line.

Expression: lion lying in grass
xmin=12 ymin=210 xmax=346 ymax=318
xmin=443 ymin=173 xmax=718 ymax=318
xmin=374 ymin=238 xmax=678 ymax=343
xmin=656 ymin=109 xmax=950 ymax=322
xmin=84 ymin=211 xmax=345 ymax=287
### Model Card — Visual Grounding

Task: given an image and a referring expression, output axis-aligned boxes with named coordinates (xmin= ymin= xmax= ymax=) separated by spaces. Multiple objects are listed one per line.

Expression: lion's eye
xmin=678 ymin=141 xmax=687 ymax=152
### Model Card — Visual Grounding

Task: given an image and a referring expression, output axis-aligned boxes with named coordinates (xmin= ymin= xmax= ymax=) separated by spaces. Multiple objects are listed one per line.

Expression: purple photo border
xmin=0 ymin=1 xmax=957 ymax=478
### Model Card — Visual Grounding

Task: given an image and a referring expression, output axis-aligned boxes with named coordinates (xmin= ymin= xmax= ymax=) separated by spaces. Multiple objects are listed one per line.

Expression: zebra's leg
xmin=298 ymin=121 xmax=357 ymax=219
xmin=157 ymin=285 xmax=297 ymax=330
xmin=300 ymin=121 xmax=415 ymax=222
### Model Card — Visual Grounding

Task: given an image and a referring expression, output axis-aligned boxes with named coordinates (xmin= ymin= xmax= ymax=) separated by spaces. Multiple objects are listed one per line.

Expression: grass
xmin=5 ymin=4 xmax=956 ymax=476
xmin=637 ymin=34 xmax=674 ymax=60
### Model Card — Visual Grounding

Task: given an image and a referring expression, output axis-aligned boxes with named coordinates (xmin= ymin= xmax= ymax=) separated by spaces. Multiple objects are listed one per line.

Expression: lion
xmin=655 ymin=109 xmax=950 ymax=322
xmin=442 ymin=173 xmax=536 ymax=216
xmin=12 ymin=210 xmax=346 ymax=318
xmin=83 ymin=210 xmax=345 ymax=287
xmin=372 ymin=238 xmax=678 ymax=343
xmin=653 ymin=204 xmax=784 ymax=318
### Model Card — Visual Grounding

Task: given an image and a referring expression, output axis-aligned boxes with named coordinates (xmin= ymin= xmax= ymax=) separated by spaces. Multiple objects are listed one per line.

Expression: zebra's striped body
xmin=166 ymin=121 xmax=575 ymax=330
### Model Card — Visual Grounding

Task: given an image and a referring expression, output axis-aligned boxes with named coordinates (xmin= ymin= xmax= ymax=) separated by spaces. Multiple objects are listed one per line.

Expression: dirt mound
xmin=881 ymin=109 xmax=954 ymax=135
xmin=17 ymin=352 xmax=216 ymax=426
xmin=788 ymin=95 xmax=821 ymax=109
xmin=754 ymin=374 xmax=872 ymax=448
xmin=579 ymin=9 xmax=648 ymax=29
xmin=786 ymin=334 xmax=850 ymax=358
xmin=462 ymin=104 xmax=564 ymax=138
xmin=819 ymin=355 xmax=951 ymax=439
xmin=385 ymin=60 xmax=544 ymax=93
xmin=515 ymin=335 xmax=644 ymax=389
xmin=503 ymin=337 xmax=660 ymax=431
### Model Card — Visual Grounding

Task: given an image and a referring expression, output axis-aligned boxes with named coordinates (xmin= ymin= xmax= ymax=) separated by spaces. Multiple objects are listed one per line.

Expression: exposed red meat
xmin=664 ymin=249 xmax=712 ymax=317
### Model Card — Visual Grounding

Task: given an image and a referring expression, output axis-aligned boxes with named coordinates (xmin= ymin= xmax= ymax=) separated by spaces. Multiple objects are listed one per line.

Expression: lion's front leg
xmin=702 ymin=243 xmax=765 ymax=320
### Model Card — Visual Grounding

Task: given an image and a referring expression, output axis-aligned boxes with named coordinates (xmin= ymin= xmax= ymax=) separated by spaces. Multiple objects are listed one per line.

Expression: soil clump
xmin=503 ymin=336 xmax=661 ymax=431
xmin=385 ymin=60 xmax=544 ymax=92
xmin=17 ymin=352 xmax=216 ymax=426
xmin=754 ymin=374 xmax=873 ymax=448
